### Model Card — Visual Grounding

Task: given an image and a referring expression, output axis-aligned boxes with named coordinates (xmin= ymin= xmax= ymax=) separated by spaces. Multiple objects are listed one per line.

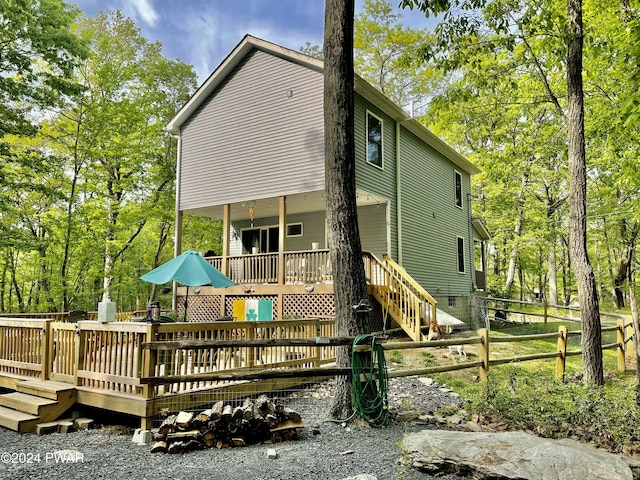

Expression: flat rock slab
xmin=403 ymin=430 xmax=634 ymax=480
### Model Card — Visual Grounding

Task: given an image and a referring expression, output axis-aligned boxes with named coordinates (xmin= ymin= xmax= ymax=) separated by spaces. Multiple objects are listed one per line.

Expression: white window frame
xmin=366 ymin=110 xmax=384 ymax=170
xmin=454 ymin=170 xmax=463 ymax=209
xmin=286 ymin=222 xmax=303 ymax=237
xmin=457 ymin=236 xmax=466 ymax=274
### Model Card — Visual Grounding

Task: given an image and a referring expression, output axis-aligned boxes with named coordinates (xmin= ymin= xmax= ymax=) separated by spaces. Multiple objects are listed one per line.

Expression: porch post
xmin=172 ymin=211 xmax=183 ymax=310
xmin=173 ymin=133 xmax=183 ymax=311
xmin=278 ymin=196 xmax=286 ymax=320
xmin=222 ymin=204 xmax=231 ymax=276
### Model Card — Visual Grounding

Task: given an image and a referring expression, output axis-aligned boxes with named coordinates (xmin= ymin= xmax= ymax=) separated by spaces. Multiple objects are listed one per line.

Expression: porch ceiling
xmin=182 ymin=189 xmax=387 ymax=221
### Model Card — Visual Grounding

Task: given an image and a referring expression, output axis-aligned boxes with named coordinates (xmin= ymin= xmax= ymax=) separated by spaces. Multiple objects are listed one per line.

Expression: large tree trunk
xmin=567 ymin=0 xmax=603 ymax=385
xmin=323 ymin=0 xmax=369 ymax=420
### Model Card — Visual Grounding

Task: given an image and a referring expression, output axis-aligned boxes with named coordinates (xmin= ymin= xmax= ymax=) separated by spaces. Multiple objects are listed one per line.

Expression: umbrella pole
xmin=184 ymin=286 xmax=188 ymax=322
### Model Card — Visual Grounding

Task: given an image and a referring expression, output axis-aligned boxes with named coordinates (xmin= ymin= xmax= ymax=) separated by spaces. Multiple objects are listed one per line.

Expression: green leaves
xmin=0 ymin=0 xmax=88 ymax=136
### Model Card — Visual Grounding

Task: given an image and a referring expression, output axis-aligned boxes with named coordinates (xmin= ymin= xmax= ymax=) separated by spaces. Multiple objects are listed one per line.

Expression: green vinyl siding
xmin=354 ymin=96 xmax=397 ymax=259
xmin=358 ymin=204 xmax=387 ymax=258
xmin=398 ymin=127 xmax=473 ymax=296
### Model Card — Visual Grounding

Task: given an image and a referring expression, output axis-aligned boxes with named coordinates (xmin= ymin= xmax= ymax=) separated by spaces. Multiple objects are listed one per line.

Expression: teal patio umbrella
xmin=140 ymin=250 xmax=234 ymax=319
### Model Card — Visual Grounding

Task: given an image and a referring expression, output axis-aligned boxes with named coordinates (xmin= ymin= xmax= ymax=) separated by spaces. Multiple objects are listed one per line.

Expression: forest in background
xmin=1 ymin=0 xmax=639 ymax=314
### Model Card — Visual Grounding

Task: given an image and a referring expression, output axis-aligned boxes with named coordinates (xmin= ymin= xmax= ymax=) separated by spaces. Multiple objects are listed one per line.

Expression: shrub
xmin=459 ymin=366 xmax=640 ymax=453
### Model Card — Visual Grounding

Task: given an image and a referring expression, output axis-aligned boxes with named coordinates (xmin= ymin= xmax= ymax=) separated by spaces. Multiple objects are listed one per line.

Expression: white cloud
xmin=129 ymin=0 xmax=159 ymax=27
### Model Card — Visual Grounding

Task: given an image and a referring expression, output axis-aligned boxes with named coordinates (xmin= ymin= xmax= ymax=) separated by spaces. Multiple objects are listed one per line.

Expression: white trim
xmin=454 ymin=170 xmax=463 ymax=210
xmin=366 ymin=110 xmax=384 ymax=170
xmin=286 ymin=222 xmax=303 ymax=237
xmin=456 ymin=236 xmax=466 ymax=274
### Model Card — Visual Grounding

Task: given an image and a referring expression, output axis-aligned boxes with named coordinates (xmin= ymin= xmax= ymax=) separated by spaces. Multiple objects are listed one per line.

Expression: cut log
xmin=151 ymin=396 xmax=302 ymax=454
xmin=203 ymin=431 xmax=216 ymax=448
xmin=283 ymin=408 xmax=301 ymax=423
xmin=255 ymin=395 xmax=275 ymax=419
xmin=211 ymin=401 xmax=224 ymax=420
xmin=158 ymin=415 xmax=177 ymax=435
xmin=168 ymin=441 xmax=184 ymax=454
xmin=166 ymin=430 xmax=201 ymax=442
xmin=242 ymin=398 xmax=254 ymax=420
xmin=195 ymin=409 xmax=211 ymax=424
xmin=232 ymin=406 xmax=244 ymax=421
xmin=183 ymin=439 xmax=203 ymax=452
xmin=150 ymin=441 xmax=167 ymax=454
xmin=265 ymin=414 xmax=278 ymax=426
xmin=231 ymin=437 xmax=246 ymax=447
xmin=221 ymin=404 xmax=233 ymax=421
xmin=176 ymin=411 xmax=194 ymax=430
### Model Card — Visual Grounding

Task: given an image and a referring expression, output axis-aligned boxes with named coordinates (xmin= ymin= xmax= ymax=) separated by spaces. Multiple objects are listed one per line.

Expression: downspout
xmin=172 ymin=133 xmax=182 ymax=311
xmin=396 ymin=121 xmax=403 ymax=264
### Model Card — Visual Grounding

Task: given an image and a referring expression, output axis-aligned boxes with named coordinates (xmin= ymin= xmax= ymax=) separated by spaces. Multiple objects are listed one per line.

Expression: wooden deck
xmin=0 ymin=317 xmax=336 ymax=430
xmin=0 ymin=251 xmax=441 ymax=430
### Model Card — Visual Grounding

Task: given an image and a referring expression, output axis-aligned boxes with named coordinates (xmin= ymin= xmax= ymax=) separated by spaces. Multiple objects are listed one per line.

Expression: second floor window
xmin=366 ymin=111 xmax=383 ymax=168
xmin=454 ymin=170 xmax=463 ymax=208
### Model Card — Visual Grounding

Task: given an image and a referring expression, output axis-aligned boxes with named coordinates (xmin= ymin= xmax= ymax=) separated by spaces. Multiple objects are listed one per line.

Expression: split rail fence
xmin=0 ymin=312 xmax=635 ymax=426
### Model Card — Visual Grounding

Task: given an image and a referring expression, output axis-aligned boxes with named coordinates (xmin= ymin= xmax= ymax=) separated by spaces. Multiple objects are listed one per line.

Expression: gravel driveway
xmin=0 ymin=377 xmax=467 ymax=480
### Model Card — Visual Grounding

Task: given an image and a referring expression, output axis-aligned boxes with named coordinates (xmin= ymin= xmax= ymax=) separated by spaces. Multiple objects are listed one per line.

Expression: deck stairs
xmin=367 ymin=254 xmax=438 ymax=342
xmin=0 ymin=380 xmax=76 ymax=433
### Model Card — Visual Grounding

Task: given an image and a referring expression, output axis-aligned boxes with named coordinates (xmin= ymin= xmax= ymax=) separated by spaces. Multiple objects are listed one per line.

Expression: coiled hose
xmin=351 ymin=334 xmax=389 ymax=427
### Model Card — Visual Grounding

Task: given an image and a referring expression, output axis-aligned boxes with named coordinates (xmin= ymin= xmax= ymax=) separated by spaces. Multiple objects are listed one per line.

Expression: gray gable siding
xmin=399 ymin=127 xmax=473 ymax=296
xmin=354 ymin=96 xmax=397 ymax=259
xmin=179 ymin=50 xmax=324 ymax=211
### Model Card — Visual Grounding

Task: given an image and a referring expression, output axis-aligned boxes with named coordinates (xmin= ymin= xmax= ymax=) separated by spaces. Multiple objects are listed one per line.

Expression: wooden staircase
xmin=365 ymin=253 xmax=438 ymax=342
xmin=0 ymin=380 xmax=76 ymax=433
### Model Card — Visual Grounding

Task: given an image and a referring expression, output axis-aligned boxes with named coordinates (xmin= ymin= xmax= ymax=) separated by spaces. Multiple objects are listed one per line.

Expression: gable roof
xmin=166 ymin=34 xmax=480 ymax=176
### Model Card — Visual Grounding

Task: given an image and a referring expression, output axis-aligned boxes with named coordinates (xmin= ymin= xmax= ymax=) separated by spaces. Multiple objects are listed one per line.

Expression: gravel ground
xmin=0 ymin=376 xmax=467 ymax=480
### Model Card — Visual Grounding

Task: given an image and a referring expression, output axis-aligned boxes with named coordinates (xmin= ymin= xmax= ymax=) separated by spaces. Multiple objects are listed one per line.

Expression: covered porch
xmin=174 ymin=189 xmax=390 ymax=285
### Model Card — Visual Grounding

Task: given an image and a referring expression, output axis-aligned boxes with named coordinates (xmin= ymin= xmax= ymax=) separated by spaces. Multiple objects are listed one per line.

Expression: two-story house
xmin=164 ymin=35 xmax=489 ymax=340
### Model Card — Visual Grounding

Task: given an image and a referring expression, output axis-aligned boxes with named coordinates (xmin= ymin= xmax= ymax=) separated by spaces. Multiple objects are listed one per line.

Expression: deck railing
xmin=0 ymin=316 xmax=335 ymax=400
xmin=0 ymin=318 xmax=48 ymax=380
xmin=206 ymin=249 xmax=332 ymax=284
xmin=363 ymin=252 xmax=437 ymax=341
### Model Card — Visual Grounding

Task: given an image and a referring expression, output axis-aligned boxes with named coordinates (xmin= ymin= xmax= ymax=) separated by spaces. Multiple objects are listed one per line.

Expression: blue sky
xmin=72 ymin=0 xmax=433 ymax=82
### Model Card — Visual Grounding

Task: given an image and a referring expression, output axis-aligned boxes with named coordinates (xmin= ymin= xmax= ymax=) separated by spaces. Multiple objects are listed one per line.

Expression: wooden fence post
xmin=555 ymin=325 xmax=567 ymax=381
xmin=626 ymin=315 xmax=635 ymax=359
xmin=617 ymin=319 xmax=626 ymax=372
xmin=142 ymin=323 xmax=157 ymax=399
xmin=74 ymin=323 xmax=85 ymax=387
xmin=41 ymin=320 xmax=51 ymax=381
xmin=140 ymin=322 xmax=158 ymax=431
xmin=478 ymin=328 xmax=489 ymax=382
xmin=543 ymin=298 xmax=548 ymax=333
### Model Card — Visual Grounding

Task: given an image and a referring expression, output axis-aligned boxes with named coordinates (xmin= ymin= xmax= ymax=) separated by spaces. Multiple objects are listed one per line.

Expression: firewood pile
xmin=151 ymin=395 xmax=303 ymax=454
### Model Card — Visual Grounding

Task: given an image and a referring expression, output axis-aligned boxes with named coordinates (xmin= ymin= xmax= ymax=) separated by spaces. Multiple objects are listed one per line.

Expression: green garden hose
xmin=351 ymin=334 xmax=389 ymax=427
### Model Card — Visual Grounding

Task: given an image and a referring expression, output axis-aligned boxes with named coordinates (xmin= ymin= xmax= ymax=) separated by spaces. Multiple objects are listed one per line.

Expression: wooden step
xmin=16 ymin=380 xmax=76 ymax=401
xmin=0 ymin=392 xmax=57 ymax=416
xmin=0 ymin=405 xmax=40 ymax=433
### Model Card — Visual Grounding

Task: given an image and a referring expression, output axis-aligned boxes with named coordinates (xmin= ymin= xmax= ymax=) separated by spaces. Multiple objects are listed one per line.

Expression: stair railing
xmin=362 ymin=252 xmax=437 ymax=341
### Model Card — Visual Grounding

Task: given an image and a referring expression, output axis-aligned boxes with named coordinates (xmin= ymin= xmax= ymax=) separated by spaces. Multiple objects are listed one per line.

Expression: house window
xmin=454 ymin=171 xmax=463 ymax=208
xmin=448 ymin=296 xmax=456 ymax=307
xmin=366 ymin=111 xmax=383 ymax=168
xmin=286 ymin=223 xmax=303 ymax=237
xmin=457 ymin=236 xmax=465 ymax=273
